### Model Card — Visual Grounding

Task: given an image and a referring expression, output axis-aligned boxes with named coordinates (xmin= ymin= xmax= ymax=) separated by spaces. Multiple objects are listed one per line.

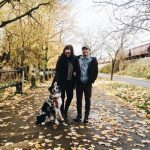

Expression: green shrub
xmin=100 ymin=64 xmax=112 ymax=74
xmin=100 ymin=62 xmax=120 ymax=74
xmin=117 ymin=60 xmax=150 ymax=79
xmin=100 ymin=59 xmax=150 ymax=79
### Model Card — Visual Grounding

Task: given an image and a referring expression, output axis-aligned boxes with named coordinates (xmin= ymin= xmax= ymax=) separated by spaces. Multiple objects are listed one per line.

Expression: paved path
xmin=0 ymin=83 xmax=150 ymax=150
xmin=99 ymin=73 xmax=150 ymax=88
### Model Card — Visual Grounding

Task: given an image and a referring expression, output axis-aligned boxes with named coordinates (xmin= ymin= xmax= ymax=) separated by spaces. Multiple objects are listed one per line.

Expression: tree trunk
xmin=111 ymin=59 xmax=115 ymax=81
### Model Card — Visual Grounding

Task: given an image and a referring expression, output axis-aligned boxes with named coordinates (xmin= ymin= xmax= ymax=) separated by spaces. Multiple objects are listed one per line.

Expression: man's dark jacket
xmin=76 ymin=56 xmax=98 ymax=84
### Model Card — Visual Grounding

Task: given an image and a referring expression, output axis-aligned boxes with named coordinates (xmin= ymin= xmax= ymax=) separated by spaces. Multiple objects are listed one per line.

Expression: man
xmin=74 ymin=45 xmax=98 ymax=123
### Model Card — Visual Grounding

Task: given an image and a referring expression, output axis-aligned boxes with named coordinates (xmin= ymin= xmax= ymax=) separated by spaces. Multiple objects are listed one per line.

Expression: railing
xmin=30 ymin=69 xmax=56 ymax=88
xmin=0 ymin=68 xmax=56 ymax=93
xmin=0 ymin=68 xmax=24 ymax=94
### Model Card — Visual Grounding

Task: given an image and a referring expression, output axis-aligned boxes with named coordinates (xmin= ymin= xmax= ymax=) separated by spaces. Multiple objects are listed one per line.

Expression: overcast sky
xmin=70 ymin=0 xmax=108 ymax=30
xmin=66 ymin=0 xmax=109 ymax=54
xmin=66 ymin=0 xmax=150 ymax=55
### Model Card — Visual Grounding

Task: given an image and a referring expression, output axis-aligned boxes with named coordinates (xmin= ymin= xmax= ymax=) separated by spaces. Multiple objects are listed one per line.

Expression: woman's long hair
xmin=62 ymin=45 xmax=74 ymax=56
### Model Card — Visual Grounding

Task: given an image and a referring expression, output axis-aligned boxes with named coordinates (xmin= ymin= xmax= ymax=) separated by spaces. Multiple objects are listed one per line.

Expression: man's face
xmin=65 ymin=49 xmax=71 ymax=57
xmin=82 ymin=48 xmax=90 ymax=57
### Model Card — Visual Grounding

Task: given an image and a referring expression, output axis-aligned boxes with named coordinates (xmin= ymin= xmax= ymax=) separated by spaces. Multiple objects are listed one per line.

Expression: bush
xmin=100 ymin=58 xmax=150 ymax=79
xmin=100 ymin=64 xmax=112 ymax=74
xmin=100 ymin=63 xmax=119 ymax=74
xmin=117 ymin=60 xmax=150 ymax=79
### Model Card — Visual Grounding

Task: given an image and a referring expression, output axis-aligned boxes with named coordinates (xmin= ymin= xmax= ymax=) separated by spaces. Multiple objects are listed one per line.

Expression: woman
xmin=50 ymin=45 xmax=77 ymax=120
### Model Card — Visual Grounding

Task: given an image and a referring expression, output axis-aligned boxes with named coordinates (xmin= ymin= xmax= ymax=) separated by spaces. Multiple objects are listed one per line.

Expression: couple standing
xmin=51 ymin=45 xmax=98 ymax=123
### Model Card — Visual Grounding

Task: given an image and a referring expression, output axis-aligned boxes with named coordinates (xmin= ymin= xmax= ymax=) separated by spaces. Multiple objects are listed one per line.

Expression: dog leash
xmin=54 ymin=97 xmax=58 ymax=108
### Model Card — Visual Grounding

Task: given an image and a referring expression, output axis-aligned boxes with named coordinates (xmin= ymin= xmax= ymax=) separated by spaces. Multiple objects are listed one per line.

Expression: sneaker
xmin=64 ymin=114 xmax=68 ymax=121
xmin=74 ymin=117 xmax=82 ymax=122
xmin=83 ymin=119 xmax=89 ymax=124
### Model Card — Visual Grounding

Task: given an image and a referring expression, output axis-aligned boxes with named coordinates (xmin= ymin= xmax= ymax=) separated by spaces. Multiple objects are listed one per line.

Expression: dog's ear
xmin=54 ymin=82 xmax=57 ymax=86
xmin=57 ymin=85 xmax=62 ymax=93
xmin=48 ymin=86 xmax=53 ymax=93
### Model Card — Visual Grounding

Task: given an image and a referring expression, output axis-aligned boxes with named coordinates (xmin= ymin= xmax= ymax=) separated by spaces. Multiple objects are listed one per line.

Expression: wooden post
xmin=21 ymin=68 xmax=24 ymax=93
xmin=15 ymin=68 xmax=23 ymax=94
xmin=30 ymin=70 xmax=36 ymax=89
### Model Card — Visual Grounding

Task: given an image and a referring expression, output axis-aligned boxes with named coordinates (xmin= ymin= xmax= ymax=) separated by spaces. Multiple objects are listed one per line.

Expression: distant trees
xmin=92 ymin=0 xmax=150 ymax=80
xmin=101 ymin=29 xmax=128 ymax=80
xmin=0 ymin=0 xmax=73 ymax=69
xmin=78 ymin=29 xmax=103 ymax=61
xmin=78 ymin=26 xmax=130 ymax=80
xmin=93 ymin=0 xmax=150 ymax=32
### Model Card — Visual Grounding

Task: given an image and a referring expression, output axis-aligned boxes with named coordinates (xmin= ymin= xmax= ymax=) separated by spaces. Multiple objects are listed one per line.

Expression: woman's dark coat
xmin=51 ymin=54 xmax=77 ymax=90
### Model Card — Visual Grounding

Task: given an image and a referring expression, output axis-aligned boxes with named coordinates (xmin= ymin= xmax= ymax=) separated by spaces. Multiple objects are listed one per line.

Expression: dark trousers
xmin=76 ymin=83 xmax=92 ymax=119
xmin=61 ymin=81 xmax=74 ymax=114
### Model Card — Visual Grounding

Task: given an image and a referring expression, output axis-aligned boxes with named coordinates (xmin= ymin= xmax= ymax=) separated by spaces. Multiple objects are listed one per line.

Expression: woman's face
xmin=65 ymin=49 xmax=71 ymax=57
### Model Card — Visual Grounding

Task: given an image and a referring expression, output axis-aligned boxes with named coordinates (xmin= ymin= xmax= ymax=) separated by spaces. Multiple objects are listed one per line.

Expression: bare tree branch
xmin=0 ymin=0 xmax=20 ymax=9
xmin=0 ymin=1 xmax=51 ymax=28
xmin=93 ymin=0 xmax=150 ymax=32
xmin=115 ymin=17 xmax=150 ymax=32
xmin=0 ymin=0 xmax=7 ymax=8
xmin=29 ymin=14 xmax=41 ymax=25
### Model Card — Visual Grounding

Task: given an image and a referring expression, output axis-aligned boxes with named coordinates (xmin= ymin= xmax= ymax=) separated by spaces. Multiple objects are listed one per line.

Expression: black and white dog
xmin=36 ymin=82 xmax=64 ymax=125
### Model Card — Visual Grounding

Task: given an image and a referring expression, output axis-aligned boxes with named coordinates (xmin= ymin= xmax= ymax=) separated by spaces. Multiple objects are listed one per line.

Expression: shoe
xmin=64 ymin=114 xmax=68 ymax=121
xmin=83 ymin=119 xmax=89 ymax=124
xmin=74 ymin=117 xmax=82 ymax=122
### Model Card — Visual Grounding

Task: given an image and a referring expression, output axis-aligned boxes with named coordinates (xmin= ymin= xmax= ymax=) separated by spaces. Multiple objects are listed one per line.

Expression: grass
xmin=117 ymin=63 xmax=150 ymax=79
xmin=100 ymin=60 xmax=150 ymax=79
xmin=96 ymin=79 xmax=150 ymax=115
xmin=100 ymin=64 xmax=112 ymax=74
